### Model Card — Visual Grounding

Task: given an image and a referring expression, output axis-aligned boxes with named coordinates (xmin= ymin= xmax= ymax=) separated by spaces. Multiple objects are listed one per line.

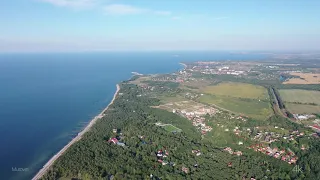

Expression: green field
xmin=158 ymin=95 xmax=188 ymax=104
xmin=157 ymin=99 xmax=205 ymax=113
xmin=205 ymin=127 xmax=235 ymax=146
xmin=198 ymin=94 xmax=272 ymax=120
xmin=286 ymin=103 xmax=320 ymax=114
xmin=201 ymin=82 xmax=269 ymax=100
xmin=279 ymin=89 xmax=320 ymax=105
xmin=163 ymin=124 xmax=182 ymax=132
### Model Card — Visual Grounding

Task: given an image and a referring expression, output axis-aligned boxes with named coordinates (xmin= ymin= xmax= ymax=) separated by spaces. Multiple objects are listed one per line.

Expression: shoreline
xmin=32 ymin=84 xmax=120 ymax=180
xmin=179 ymin=62 xmax=187 ymax=69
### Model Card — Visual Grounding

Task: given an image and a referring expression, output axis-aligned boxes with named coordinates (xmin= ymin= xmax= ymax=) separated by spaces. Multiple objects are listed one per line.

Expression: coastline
xmin=32 ymin=84 xmax=120 ymax=180
xmin=179 ymin=62 xmax=187 ymax=69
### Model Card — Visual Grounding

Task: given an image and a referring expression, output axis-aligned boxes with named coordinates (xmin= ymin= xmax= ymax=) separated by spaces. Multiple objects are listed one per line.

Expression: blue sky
xmin=0 ymin=0 xmax=319 ymax=52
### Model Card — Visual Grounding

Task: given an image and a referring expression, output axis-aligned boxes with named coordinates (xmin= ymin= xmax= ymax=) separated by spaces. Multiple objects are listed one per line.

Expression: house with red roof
xmin=312 ymin=124 xmax=320 ymax=132
xmin=108 ymin=138 xmax=118 ymax=144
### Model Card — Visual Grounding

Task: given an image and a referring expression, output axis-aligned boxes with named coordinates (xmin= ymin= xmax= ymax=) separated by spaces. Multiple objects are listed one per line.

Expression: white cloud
xmin=39 ymin=0 xmax=97 ymax=9
xmin=103 ymin=4 xmax=172 ymax=16
xmin=39 ymin=1 xmax=173 ymax=17
xmin=104 ymin=4 xmax=147 ymax=15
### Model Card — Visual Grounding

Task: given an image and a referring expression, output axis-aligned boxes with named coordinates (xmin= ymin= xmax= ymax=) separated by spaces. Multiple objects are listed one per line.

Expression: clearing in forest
xmin=201 ymin=82 xmax=269 ymax=100
xmin=163 ymin=124 xmax=182 ymax=132
xmin=155 ymin=122 xmax=182 ymax=132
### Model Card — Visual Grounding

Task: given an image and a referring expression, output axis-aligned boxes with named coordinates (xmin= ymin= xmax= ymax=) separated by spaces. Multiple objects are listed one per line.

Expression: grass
xmin=156 ymin=95 xmax=206 ymax=113
xmin=205 ymin=127 xmax=235 ymax=146
xmin=198 ymin=94 xmax=272 ymax=120
xmin=279 ymin=89 xmax=320 ymax=105
xmin=129 ymin=76 xmax=151 ymax=85
xmin=201 ymin=82 xmax=269 ymax=100
xmin=163 ymin=124 xmax=182 ymax=133
xmin=204 ymin=115 xmax=239 ymax=146
xmin=180 ymin=79 xmax=215 ymax=91
xmin=158 ymin=95 xmax=187 ymax=104
xmin=157 ymin=101 xmax=203 ymax=112
xmin=286 ymin=103 xmax=320 ymax=114
xmin=151 ymin=109 xmax=200 ymax=139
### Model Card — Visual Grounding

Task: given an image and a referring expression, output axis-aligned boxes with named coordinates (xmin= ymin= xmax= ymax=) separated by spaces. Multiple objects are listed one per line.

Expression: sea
xmin=0 ymin=51 xmax=269 ymax=180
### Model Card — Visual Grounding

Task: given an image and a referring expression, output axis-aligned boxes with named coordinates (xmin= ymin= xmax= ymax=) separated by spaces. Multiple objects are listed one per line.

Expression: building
xmin=117 ymin=142 xmax=125 ymax=146
xmin=312 ymin=124 xmax=320 ymax=132
xmin=297 ymin=115 xmax=308 ymax=120
xmin=108 ymin=138 xmax=118 ymax=144
xmin=182 ymin=167 xmax=189 ymax=173
xmin=234 ymin=151 xmax=243 ymax=156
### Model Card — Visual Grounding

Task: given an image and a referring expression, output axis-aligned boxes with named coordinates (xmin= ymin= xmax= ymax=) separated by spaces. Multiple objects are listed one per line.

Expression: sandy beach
xmin=32 ymin=84 xmax=120 ymax=180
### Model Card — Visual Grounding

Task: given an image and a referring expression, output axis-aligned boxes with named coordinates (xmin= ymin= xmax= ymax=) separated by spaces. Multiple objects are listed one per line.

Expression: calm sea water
xmin=0 ymin=52 xmax=268 ymax=180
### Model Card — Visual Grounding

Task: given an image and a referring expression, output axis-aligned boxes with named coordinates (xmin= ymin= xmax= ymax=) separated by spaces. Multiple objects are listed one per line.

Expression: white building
xmin=298 ymin=115 xmax=308 ymax=120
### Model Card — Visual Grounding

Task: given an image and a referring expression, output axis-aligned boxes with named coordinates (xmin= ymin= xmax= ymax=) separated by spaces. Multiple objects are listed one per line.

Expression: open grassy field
xmin=163 ymin=124 xmax=182 ymax=132
xmin=279 ymin=89 xmax=320 ymax=105
xmin=158 ymin=95 xmax=188 ymax=104
xmin=198 ymin=94 xmax=272 ymax=120
xmin=180 ymin=79 xmax=217 ymax=91
xmin=205 ymin=126 xmax=235 ymax=146
xmin=201 ymin=82 xmax=269 ymax=100
xmin=129 ymin=76 xmax=153 ymax=87
xmin=283 ymin=72 xmax=320 ymax=84
xmin=286 ymin=103 xmax=320 ymax=114
xmin=156 ymin=100 xmax=206 ymax=113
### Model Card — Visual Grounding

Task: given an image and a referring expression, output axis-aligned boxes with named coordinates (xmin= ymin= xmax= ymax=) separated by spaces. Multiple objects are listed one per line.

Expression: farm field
xmin=198 ymin=94 xmax=272 ymax=120
xmin=279 ymin=89 xmax=320 ymax=105
xmin=283 ymin=72 xmax=320 ymax=84
xmin=286 ymin=103 xmax=320 ymax=114
xmin=201 ymin=82 xmax=269 ymax=100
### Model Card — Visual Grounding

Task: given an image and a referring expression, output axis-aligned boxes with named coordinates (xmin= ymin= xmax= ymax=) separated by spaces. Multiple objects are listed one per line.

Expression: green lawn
xmin=163 ymin=124 xmax=182 ymax=133
xmin=198 ymin=94 xmax=272 ymax=120
xmin=201 ymin=82 xmax=269 ymax=100
xmin=158 ymin=95 xmax=188 ymax=104
xmin=279 ymin=89 xmax=320 ymax=105
xmin=205 ymin=127 xmax=235 ymax=146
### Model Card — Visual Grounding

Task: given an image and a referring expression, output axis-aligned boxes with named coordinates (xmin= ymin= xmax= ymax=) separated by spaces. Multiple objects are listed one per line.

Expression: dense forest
xmin=41 ymin=83 xmax=319 ymax=180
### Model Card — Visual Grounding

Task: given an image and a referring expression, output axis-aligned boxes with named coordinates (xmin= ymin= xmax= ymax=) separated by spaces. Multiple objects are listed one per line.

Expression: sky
xmin=0 ymin=0 xmax=320 ymax=52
